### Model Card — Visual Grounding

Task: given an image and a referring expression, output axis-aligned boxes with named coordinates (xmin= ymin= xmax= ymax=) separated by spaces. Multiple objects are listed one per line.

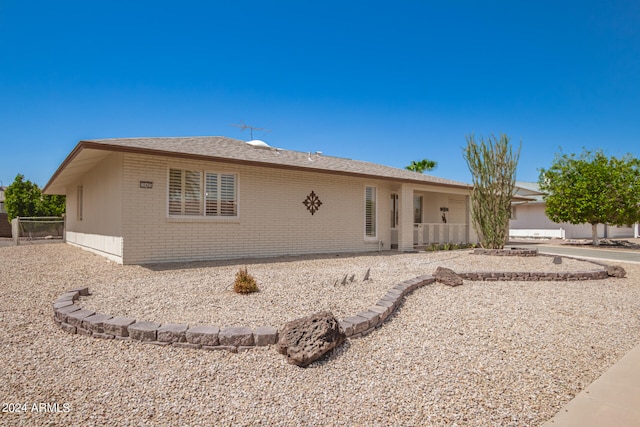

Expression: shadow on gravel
xmin=141 ymin=250 xmax=414 ymax=272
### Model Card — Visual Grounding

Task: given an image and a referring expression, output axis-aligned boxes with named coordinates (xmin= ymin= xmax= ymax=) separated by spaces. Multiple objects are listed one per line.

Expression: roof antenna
xmin=231 ymin=120 xmax=271 ymax=140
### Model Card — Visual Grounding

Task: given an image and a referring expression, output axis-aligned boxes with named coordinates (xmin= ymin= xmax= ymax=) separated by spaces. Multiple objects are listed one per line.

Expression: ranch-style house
xmin=44 ymin=137 xmax=476 ymax=264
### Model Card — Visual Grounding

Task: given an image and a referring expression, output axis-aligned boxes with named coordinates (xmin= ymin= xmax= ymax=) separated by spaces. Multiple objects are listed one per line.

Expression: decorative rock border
xmin=472 ymin=248 xmax=539 ymax=256
xmin=52 ymin=254 xmax=618 ymax=353
xmin=51 ymin=275 xmax=437 ymax=352
xmin=458 ymin=270 xmax=609 ymax=281
xmin=339 ymin=275 xmax=435 ymax=338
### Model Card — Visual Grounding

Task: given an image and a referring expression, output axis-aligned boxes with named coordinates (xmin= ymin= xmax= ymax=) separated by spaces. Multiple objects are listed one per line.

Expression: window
xmin=390 ymin=193 xmax=399 ymax=228
xmin=413 ymin=195 xmax=423 ymax=223
xmin=365 ymin=186 xmax=377 ymax=238
xmin=77 ymin=186 xmax=83 ymax=221
xmin=169 ymin=169 xmax=202 ymax=215
xmin=169 ymin=168 xmax=237 ymax=217
xmin=205 ymin=173 xmax=237 ymax=216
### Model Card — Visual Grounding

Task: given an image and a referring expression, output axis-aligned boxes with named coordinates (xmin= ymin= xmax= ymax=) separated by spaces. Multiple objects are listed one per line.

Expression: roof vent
xmin=246 ymin=139 xmax=271 ymax=149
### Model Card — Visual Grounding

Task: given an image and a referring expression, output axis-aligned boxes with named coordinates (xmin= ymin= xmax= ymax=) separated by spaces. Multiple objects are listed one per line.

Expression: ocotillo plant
xmin=463 ymin=134 xmax=521 ymax=249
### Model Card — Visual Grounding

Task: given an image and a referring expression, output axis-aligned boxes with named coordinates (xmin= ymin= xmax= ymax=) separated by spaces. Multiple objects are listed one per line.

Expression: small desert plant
xmin=424 ymin=242 xmax=476 ymax=252
xmin=233 ymin=267 xmax=259 ymax=294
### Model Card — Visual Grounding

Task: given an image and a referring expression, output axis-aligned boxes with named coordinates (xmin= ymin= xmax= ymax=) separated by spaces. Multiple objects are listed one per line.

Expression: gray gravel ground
xmin=1 ymin=243 xmax=639 ymax=426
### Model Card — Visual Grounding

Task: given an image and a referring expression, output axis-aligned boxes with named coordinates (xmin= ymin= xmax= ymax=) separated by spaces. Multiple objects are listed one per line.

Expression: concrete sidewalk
xmin=543 ymin=342 xmax=640 ymax=426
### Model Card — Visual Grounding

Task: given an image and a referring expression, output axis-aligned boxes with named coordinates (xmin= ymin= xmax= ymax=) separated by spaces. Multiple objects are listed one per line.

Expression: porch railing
xmin=414 ymin=223 xmax=468 ymax=246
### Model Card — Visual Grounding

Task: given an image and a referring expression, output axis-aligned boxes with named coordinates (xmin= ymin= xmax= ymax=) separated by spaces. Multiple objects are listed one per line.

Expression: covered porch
xmin=389 ymin=184 xmax=474 ymax=251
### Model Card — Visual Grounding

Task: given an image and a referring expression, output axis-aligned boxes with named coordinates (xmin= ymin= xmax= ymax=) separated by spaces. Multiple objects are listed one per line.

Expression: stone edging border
xmin=458 ymin=270 xmax=609 ymax=281
xmin=52 ymin=275 xmax=436 ymax=353
xmin=52 ymin=254 xmax=616 ymax=353
xmin=472 ymin=248 xmax=539 ymax=256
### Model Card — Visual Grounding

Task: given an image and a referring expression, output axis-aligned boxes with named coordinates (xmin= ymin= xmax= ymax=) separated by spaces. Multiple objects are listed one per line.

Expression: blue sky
xmin=1 ymin=0 xmax=639 ymax=188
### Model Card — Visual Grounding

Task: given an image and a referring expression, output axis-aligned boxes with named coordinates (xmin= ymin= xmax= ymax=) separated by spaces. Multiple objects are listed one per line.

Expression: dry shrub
xmin=233 ymin=267 xmax=259 ymax=294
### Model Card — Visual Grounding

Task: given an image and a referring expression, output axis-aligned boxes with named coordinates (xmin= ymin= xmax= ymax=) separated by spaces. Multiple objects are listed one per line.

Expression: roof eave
xmin=44 ymin=140 xmax=472 ymax=194
xmin=43 ymin=141 xmax=86 ymax=194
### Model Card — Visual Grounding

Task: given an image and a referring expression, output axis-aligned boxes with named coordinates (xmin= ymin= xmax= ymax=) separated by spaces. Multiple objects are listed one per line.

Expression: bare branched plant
xmin=463 ymin=134 xmax=521 ymax=249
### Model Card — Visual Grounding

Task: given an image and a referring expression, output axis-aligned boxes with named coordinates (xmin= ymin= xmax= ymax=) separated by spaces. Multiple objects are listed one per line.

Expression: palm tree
xmin=405 ymin=159 xmax=437 ymax=173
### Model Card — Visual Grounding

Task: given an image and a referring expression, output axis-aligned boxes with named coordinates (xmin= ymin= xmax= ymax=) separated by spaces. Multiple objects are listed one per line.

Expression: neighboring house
xmin=509 ymin=181 xmax=638 ymax=240
xmin=43 ymin=137 xmax=476 ymax=264
xmin=0 ymin=186 xmax=11 ymax=237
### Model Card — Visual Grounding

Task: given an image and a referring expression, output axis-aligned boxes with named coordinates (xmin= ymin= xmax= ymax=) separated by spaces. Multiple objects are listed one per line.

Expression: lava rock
xmin=277 ymin=311 xmax=346 ymax=367
xmin=434 ymin=266 xmax=464 ymax=287
xmin=606 ymin=265 xmax=627 ymax=278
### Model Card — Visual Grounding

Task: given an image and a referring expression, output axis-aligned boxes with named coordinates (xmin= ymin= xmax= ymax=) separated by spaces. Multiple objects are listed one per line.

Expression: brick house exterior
xmin=44 ymin=137 xmax=475 ymax=264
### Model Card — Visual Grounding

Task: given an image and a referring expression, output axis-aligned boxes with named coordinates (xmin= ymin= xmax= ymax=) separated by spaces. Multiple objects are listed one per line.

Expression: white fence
xmin=509 ymin=228 xmax=565 ymax=239
xmin=414 ymin=223 xmax=468 ymax=245
xmin=11 ymin=216 xmax=65 ymax=245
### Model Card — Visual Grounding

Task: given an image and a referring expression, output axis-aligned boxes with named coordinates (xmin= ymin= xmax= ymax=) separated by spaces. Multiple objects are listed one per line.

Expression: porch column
xmin=398 ymin=185 xmax=415 ymax=252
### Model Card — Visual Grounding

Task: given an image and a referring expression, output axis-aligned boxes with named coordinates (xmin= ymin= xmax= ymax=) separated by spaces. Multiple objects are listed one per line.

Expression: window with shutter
xmin=168 ymin=169 xmax=202 ymax=216
xmin=220 ymin=174 xmax=237 ymax=216
xmin=365 ymin=186 xmax=377 ymax=238
xmin=168 ymin=169 xmax=182 ymax=215
xmin=205 ymin=173 xmax=237 ymax=217
xmin=169 ymin=168 xmax=237 ymax=218
xmin=205 ymin=173 xmax=219 ymax=216
xmin=183 ymin=170 xmax=202 ymax=215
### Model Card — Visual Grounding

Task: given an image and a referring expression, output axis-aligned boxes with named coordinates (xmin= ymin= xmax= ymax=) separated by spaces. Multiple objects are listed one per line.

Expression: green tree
xmin=41 ymin=194 xmax=66 ymax=217
xmin=539 ymin=149 xmax=640 ymax=246
xmin=5 ymin=174 xmax=41 ymax=221
xmin=463 ymin=134 xmax=521 ymax=249
xmin=405 ymin=159 xmax=437 ymax=173
xmin=4 ymin=174 xmax=66 ymax=221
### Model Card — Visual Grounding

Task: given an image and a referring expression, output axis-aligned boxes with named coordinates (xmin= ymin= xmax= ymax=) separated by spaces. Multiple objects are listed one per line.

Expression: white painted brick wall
xmin=63 ymin=150 xmax=473 ymax=264
xmin=65 ymin=152 xmax=123 ymax=236
xmin=121 ymin=153 xmax=393 ymax=263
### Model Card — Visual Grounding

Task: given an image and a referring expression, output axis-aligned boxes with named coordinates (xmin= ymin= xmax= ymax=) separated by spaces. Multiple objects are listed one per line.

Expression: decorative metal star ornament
xmin=303 ymin=191 xmax=322 ymax=215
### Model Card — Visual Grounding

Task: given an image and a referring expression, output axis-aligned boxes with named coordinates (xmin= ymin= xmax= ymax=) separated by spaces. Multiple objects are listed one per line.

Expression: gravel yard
xmin=2 ymin=243 xmax=640 ymax=426
xmin=80 ymin=250 xmax=602 ymax=328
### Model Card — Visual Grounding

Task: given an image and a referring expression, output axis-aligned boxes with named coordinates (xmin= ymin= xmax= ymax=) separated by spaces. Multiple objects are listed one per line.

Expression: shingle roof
xmin=44 ymin=136 xmax=471 ymax=193
xmin=514 ymin=181 xmax=545 ymax=203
